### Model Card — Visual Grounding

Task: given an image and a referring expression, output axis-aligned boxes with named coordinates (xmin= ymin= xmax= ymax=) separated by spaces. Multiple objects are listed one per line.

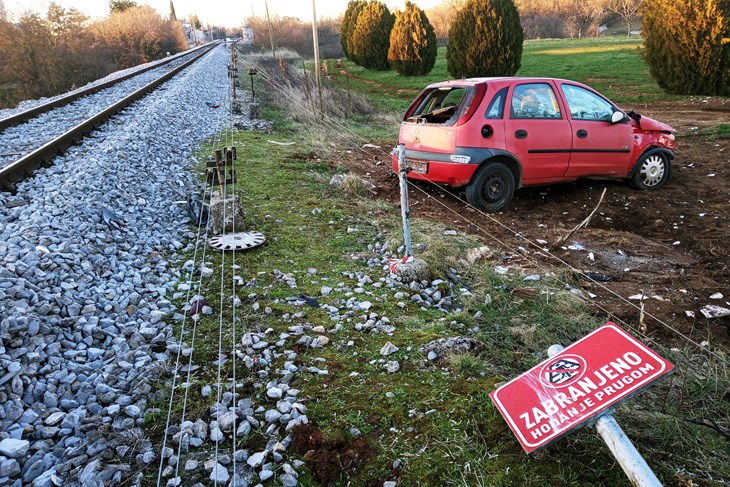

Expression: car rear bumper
xmin=390 ymin=147 xmax=492 ymax=187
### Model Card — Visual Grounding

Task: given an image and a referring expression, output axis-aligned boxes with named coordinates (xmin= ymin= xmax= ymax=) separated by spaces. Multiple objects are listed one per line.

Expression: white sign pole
xmin=547 ymin=344 xmax=662 ymax=487
xmin=397 ymin=143 xmax=412 ymax=256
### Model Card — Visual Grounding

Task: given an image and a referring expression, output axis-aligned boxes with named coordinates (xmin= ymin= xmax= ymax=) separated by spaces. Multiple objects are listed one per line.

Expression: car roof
xmin=426 ymin=77 xmax=582 ymax=89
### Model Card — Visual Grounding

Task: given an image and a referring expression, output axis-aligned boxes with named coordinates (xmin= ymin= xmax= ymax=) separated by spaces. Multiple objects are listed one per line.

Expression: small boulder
xmin=393 ymin=258 xmax=431 ymax=283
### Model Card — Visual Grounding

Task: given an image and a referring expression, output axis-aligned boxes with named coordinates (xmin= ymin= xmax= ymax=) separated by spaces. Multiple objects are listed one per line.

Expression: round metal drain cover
xmin=209 ymin=232 xmax=265 ymax=251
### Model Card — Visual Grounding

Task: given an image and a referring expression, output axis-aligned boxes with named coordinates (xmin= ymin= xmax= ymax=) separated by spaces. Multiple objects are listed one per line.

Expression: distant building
xmin=241 ymin=24 xmax=254 ymax=45
xmin=182 ymin=21 xmax=205 ymax=47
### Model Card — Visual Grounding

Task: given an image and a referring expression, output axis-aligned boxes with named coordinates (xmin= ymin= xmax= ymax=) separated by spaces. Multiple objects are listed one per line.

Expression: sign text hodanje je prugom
xmin=490 ymin=323 xmax=674 ymax=454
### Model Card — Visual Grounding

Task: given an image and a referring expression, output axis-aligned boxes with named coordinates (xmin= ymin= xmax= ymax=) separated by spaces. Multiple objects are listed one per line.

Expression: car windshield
xmin=407 ymin=86 xmax=477 ymax=125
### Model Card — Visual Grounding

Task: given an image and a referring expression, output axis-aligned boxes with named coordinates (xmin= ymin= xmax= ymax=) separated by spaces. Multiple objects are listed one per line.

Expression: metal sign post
xmin=397 ymin=143 xmax=412 ymax=256
xmin=490 ymin=323 xmax=672 ymax=486
xmin=547 ymin=344 xmax=663 ymax=487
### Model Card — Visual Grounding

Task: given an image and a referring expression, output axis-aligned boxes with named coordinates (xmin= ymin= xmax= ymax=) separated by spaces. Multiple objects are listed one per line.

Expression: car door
xmin=504 ymin=82 xmax=572 ymax=183
xmin=560 ymin=83 xmax=633 ymax=177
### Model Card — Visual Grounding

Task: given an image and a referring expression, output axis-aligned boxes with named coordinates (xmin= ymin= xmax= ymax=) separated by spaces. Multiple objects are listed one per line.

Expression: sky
xmin=5 ymin=0 xmax=446 ymax=27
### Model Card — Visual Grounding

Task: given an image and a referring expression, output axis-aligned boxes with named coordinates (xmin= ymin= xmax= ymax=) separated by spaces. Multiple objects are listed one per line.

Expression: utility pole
xmin=264 ymin=0 xmax=276 ymax=58
xmin=311 ymin=0 xmax=322 ymax=111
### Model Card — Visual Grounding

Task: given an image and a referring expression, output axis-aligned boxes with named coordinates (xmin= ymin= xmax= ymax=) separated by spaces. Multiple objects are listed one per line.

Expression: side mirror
xmin=611 ymin=111 xmax=626 ymax=124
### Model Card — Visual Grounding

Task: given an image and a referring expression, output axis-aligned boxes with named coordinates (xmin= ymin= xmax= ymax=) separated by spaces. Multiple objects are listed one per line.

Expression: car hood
xmin=630 ymin=113 xmax=675 ymax=133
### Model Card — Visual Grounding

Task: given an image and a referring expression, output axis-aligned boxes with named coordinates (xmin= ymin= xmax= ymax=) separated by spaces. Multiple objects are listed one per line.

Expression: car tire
xmin=466 ymin=162 xmax=515 ymax=212
xmin=629 ymin=152 xmax=670 ymax=190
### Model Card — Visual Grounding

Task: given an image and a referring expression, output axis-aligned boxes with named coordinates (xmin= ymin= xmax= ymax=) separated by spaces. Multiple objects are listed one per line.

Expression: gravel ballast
xmin=0 ymin=45 xmax=230 ymax=486
xmin=0 ymin=48 xmax=210 ymax=169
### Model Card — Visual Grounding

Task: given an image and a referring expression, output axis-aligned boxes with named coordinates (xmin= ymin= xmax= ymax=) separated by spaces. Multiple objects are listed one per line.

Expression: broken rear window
xmin=406 ymin=86 xmax=478 ymax=125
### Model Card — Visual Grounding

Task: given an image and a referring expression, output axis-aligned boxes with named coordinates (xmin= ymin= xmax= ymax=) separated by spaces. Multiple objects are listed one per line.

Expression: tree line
xmin=245 ymin=16 xmax=342 ymax=59
xmin=0 ymin=2 xmax=188 ymax=109
xmin=249 ymin=0 xmax=727 ymax=97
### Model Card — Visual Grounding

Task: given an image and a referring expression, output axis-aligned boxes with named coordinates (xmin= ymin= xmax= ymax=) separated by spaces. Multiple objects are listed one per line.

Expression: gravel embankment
xmin=0 ymin=48 xmax=208 ymax=169
xmin=0 ymin=44 xmax=230 ymax=486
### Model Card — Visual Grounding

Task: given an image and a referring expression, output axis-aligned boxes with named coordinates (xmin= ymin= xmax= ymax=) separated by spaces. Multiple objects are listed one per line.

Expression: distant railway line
xmin=0 ymin=42 xmax=218 ymax=192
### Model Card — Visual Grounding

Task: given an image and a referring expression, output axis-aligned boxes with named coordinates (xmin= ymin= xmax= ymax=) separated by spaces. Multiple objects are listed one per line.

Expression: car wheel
xmin=466 ymin=162 xmax=515 ymax=212
xmin=629 ymin=152 xmax=670 ymax=190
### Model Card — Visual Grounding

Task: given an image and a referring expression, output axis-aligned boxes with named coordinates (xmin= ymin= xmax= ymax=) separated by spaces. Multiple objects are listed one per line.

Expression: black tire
xmin=629 ymin=152 xmax=670 ymax=190
xmin=465 ymin=162 xmax=515 ymax=212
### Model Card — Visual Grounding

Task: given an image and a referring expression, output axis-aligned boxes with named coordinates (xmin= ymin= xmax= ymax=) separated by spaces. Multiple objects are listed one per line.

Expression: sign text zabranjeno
xmin=490 ymin=323 xmax=673 ymax=454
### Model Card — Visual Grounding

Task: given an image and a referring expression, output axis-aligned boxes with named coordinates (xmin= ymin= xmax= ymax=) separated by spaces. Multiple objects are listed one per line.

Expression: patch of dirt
xmin=291 ymin=423 xmax=376 ymax=486
xmin=342 ymin=98 xmax=730 ymax=348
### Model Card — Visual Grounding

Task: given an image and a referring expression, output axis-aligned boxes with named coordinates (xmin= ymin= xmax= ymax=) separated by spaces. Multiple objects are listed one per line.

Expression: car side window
xmin=511 ymin=83 xmax=562 ymax=119
xmin=485 ymin=87 xmax=508 ymax=119
xmin=561 ymin=84 xmax=614 ymax=121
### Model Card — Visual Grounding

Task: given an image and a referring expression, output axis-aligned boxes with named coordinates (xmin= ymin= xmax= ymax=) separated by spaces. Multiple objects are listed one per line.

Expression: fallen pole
xmin=547 ymin=344 xmax=662 ymax=487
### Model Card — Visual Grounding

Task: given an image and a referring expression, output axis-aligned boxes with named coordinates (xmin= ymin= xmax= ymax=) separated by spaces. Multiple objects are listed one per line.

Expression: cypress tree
xmin=340 ymin=1 xmax=358 ymax=60
xmin=642 ymin=0 xmax=730 ymax=96
xmin=351 ymin=1 xmax=395 ymax=70
xmin=343 ymin=0 xmax=367 ymax=64
xmin=446 ymin=0 xmax=523 ymax=78
xmin=388 ymin=1 xmax=437 ymax=76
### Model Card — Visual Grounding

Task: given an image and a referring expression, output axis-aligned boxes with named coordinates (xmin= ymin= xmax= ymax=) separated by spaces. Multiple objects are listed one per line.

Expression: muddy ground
xmin=344 ymin=98 xmax=730 ymax=349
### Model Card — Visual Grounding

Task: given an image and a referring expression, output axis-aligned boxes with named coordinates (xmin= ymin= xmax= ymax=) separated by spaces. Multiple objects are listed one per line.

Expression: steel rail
xmin=0 ymin=43 xmax=211 ymax=132
xmin=0 ymin=43 xmax=218 ymax=192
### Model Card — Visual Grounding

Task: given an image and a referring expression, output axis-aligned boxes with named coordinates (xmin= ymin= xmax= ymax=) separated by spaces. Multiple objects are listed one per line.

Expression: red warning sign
xmin=490 ymin=323 xmax=673 ymax=454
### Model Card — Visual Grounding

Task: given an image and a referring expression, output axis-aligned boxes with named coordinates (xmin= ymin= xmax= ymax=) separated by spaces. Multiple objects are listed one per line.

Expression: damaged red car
xmin=392 ymin=77 xmax=676 ymax=211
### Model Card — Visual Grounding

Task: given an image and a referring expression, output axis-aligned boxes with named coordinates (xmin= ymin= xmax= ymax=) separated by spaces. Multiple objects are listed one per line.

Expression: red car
xmin=392 ymin=77 xmax=676 ymax=211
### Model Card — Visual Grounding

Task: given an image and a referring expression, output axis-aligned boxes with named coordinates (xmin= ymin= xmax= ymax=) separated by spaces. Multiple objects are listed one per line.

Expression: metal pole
xmin=547 ymin=344 xmax=662 ymax=487
xmin=311 ymin=0 xmax=323 ymax=112
xmin=264 ymin=0 xmax=276 ymax=58
xmin=397 ymin=144 xmax=412 ymax=256
xmin=231 ymin=47 xmax=236 ymax=102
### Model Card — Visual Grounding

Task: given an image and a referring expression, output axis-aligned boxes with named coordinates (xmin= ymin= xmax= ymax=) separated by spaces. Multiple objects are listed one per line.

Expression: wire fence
xmin=153 ymin=46 xmax=729 ymax=486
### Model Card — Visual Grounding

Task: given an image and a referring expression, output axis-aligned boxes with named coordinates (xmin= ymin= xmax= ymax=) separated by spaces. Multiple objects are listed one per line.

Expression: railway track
xmin=0 ymin=42 xmax=218 ymax=192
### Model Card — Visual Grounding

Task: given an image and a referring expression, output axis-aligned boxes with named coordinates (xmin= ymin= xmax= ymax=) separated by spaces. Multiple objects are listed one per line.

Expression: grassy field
xmin=325 ymin=37 xmax=676 ymax=114
xmin=146 ymin=41 xmax=730 ymax=486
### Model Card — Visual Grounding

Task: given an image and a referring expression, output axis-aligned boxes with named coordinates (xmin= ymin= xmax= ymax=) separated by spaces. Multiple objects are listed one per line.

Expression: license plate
xmin=406 ymin=159 xmax=428 ymax=174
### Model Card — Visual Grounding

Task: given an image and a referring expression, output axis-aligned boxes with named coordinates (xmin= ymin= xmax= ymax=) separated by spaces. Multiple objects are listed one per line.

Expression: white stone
xmin=0 ymin=438 xmax=29 ymax=458
xmin=209 ymin=463 xmax=229 ymax=484
xmin=380 ymin=341 xmax=399 ymax=356
xmin=247 ymin=450 xmax=268 ymax=468
xmin=267 ymin=387 xmax=283 ymax=399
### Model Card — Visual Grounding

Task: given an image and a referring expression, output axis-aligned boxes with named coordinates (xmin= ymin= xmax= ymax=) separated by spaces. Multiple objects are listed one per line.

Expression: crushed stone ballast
xmin=0 ymin=44 xmax=231 ymax=485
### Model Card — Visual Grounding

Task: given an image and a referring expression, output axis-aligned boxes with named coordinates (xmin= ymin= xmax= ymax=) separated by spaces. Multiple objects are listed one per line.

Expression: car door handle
xmin=577 ymin=129 xmax=588 ymax=138
xmin=515 ymin=129 xmax=528 ymax=139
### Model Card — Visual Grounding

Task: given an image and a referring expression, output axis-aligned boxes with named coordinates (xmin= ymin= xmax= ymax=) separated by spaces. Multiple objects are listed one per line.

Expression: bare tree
xmin=606 ymin=0 xmax=642 ymax=35
xmin=93 ymin=6 xmax=187 ymax=67
xmin=557 ymin=0 xmax=609 ymax=38
xmin=425 ymin=0 xmax=468 ymax=46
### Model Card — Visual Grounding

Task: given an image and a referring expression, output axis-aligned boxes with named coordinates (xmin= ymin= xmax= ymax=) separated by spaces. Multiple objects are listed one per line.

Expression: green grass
xmin=146 ymin=45 xmax=730 ymax=487
xmin=326 ymin=37 xmax=678 ymax=114
xmin=692 ymin=123 xmax=730 ymax=140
